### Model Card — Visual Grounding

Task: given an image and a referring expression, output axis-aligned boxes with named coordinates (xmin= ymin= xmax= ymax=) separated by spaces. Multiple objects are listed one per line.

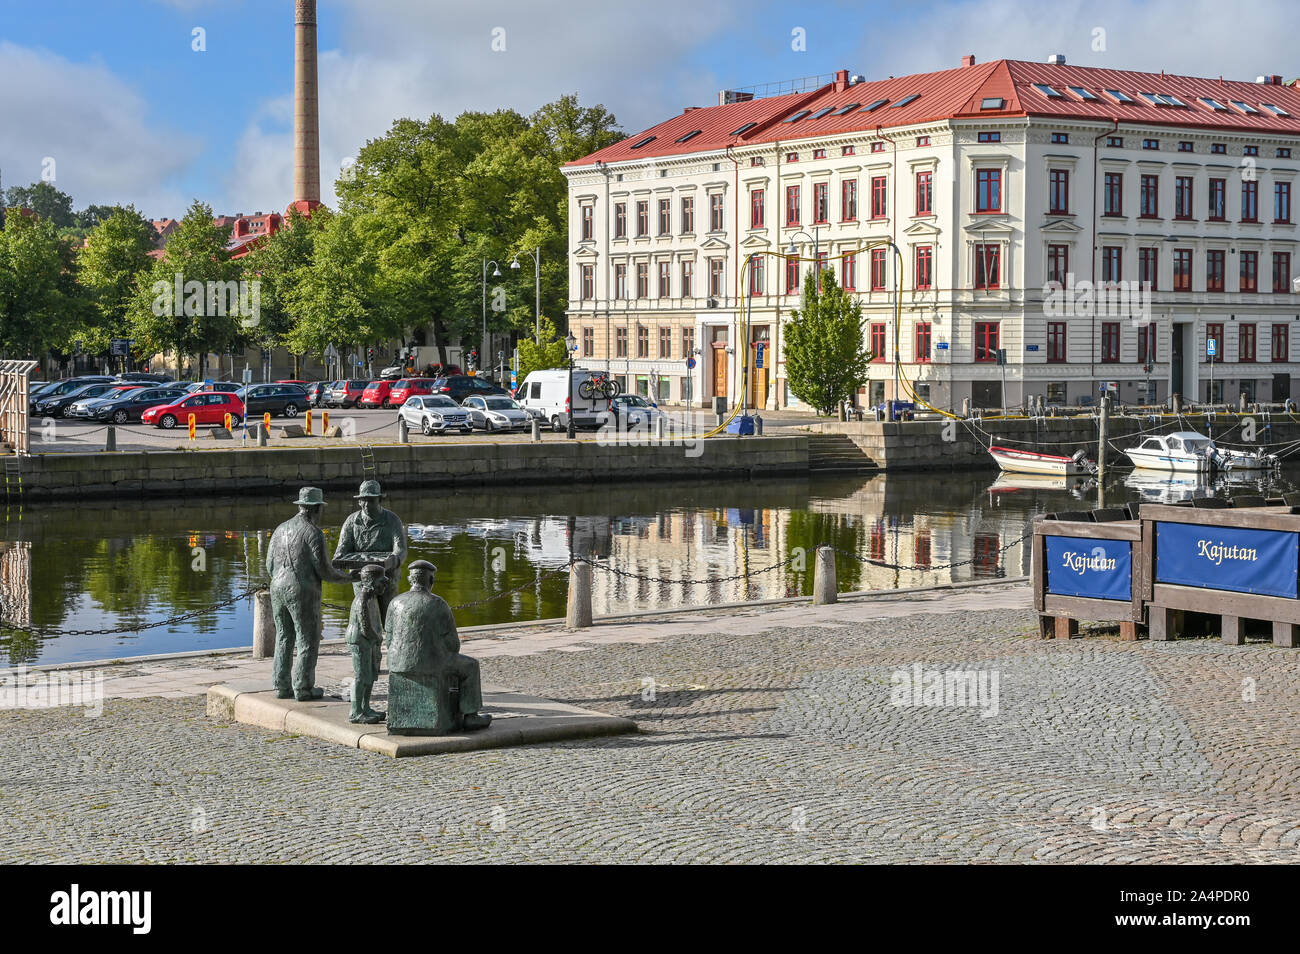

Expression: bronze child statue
xmin=346 ymin=564 xmax=388 ymax=724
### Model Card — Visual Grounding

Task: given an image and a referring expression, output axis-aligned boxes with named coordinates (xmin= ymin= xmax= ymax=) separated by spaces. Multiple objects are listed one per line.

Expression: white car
xmin=462 ymin=395 xmax=530 ymax=431
xmin=398 ymin=395 xmax=472 ymax=435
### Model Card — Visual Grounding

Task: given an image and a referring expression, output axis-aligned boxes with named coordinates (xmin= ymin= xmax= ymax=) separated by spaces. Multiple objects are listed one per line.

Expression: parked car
xmin=236 ymin=383 xmax=309 ymax=418
xmin=359 ymin=380 xmax=395 ymax=408
xmin=327 ymin=380 xmax=370 ymax=408
xmin=35 ymin=381 xmax=135 ymax=418
xmin=185 ymin=381 xmax=242 ymax=394
xmin=65 ymin=384 xmax=147 ymax=419
xmin=30 ymin=376 xmax=114 ymax=411
xmin=143 ymin=391 xmax=245 ymax=429
xmin=303 ymin=381 xmax=333 ymax=407
xmin=599 ymin=394 xmax=667 ymax=430
xmin=516 ymin=368 xmax=605 ymax=432
xmin=90 ymin=386 xmax=189 ymax=424
xmin=387 ymin=378 xmax=436 ymax=405
xmin=429 ymin=374 xmax=508 ymax=403
xmin=462 ymin=395 xmax=530 ymax=431
xmin=397 ymin=395 xmax=473 ymax=435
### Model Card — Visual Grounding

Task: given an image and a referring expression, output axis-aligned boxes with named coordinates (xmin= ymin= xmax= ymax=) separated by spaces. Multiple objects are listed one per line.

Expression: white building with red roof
xmin=563 ymin=55 xmax=1300 ymax=411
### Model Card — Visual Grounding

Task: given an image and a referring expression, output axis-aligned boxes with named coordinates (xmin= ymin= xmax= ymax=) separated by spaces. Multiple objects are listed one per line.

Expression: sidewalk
xmin=4 ymin=579 xmax=1299 ymax=864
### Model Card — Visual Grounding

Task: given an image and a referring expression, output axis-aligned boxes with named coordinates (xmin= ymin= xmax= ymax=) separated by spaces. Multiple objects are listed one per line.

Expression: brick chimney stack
xmin=293 ymin=0 xmax=321 ymax=206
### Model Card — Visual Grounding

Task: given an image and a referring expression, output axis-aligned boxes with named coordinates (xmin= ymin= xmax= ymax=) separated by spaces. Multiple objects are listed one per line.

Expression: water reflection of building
xmin=0 ymin=541 xmax=32 ymax=627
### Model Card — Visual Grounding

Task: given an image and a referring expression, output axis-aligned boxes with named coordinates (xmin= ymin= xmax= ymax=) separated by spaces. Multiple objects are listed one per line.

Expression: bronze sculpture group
xmin=266 ymin=481 xmax=491 ymax=734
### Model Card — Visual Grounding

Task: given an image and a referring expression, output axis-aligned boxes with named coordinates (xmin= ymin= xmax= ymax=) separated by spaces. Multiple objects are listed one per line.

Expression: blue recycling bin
xmin=725 ymin=414 xmax=756 ymax=435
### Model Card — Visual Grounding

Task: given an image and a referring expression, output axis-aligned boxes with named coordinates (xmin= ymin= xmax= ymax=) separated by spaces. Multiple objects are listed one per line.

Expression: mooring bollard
xmin=531 ymin=418 xmax=542 ymax=442
xmin=812 ymin=546 xmax=837 ymax=605
xmin=104 ymin=425 xmax=116 ymax=452
xmin=655 ymin=416 xmax=665 ymax=440
xmin=257 ymin=424 xmax=268 ymax=447
xmin=961 ymin=397 xmax=971 ymax=419
xmin=252 ymin=589 xmax=274 ymax=659
xmin=566 ymin=560 xmax=593 ymax=629
xmin=755 ymin=414 xmax=763 ymax=436
xmin=398 ymin=416 xmax=409 ymax=444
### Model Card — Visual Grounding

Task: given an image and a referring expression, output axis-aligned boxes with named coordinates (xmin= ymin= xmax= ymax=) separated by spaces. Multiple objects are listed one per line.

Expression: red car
xmin=387 ymin=378 xmax=436 ymax=405
xmin=359 ymin=380 xmax=394 ymax=408
xmin=142 ymin=391 xmax=246 ymax=429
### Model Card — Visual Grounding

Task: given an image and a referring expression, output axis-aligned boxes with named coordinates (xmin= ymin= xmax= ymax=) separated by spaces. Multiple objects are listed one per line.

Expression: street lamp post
xmin=565 ymin=330 xmax=578 ymax=440
xmin=512 ymin=246 xmax=542 ymax=343
xmin=481 ymin=258 xmax=501 ymax=375
xmin=786 ymin=227 xmax=821 ymax=278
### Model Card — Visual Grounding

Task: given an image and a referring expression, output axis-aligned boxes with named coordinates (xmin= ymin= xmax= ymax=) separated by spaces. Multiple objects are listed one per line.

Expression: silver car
xmin=461 ymin=395 xmax=530 ymax=431
xmin=397 ymin=395 xmax=472 ymax=435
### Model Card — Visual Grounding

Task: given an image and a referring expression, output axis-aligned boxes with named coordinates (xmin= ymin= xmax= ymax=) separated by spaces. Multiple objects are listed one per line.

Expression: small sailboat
xmin=988 ymin=445 xmax=1096 ymax=476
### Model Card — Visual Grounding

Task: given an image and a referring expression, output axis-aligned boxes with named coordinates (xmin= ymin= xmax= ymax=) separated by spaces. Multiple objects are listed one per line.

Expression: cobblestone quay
xmin=2 ymin=583 xmax=1298 ymax=863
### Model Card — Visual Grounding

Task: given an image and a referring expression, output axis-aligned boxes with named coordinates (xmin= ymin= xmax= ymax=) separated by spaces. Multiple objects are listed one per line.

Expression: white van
xmin=516 ymin=367 xmax=605 ymax=431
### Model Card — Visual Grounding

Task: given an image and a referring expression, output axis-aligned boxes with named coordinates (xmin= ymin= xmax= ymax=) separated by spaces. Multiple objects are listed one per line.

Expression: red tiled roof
xmin=567 ymin=59 xmax=1300 ymax=167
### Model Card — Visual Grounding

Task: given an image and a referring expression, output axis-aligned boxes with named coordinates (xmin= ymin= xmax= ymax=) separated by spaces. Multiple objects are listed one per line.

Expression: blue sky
xmin=1 ymin=0 xmax=1296 ymax=217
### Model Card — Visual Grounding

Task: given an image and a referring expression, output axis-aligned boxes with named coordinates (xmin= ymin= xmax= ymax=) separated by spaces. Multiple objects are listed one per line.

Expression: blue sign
xmin=755 ymin=343 xmax=765 ymax=369
xmin=1025 ymin=344 xmax=1039 ymax=352
xmin=1207 ymin=338 xmax=1217 ymax=357
xmin=936 ymin=342 xmax=950 ymax=350
xmin=686 ymin=356 xmax=696 ymax=370
xmin=1045 ymin=535 xmax=1132 ymax=601
xmin=1156 ymin=521 xmax=1299 ymax=598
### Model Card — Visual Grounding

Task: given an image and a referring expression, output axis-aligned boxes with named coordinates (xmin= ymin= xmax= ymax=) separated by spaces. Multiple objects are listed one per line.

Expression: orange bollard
xmin=306 ymin=410 xmax=313 ymax=436
xmin=223 ymin=412 xmax=232 ymax=432
xmin=323 ymin=411 xmax=330 ymax=434
xmin=263 ymin=412 xmax=271 ymax=432
xmin=188 ymin=413 xmax=196 ymax=439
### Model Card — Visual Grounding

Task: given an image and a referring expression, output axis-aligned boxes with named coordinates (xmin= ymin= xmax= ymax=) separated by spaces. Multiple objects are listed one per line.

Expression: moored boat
xmin=1124 ymin=432 xmax=1215 ymax=472
xmin=988 ymin=445 xmax=1095 ymax=476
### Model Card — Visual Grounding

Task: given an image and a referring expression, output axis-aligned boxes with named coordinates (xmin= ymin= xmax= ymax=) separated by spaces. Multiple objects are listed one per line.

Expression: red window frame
xmin=813 ymin=182 xmax=829 ymax=224
xmin=1208 ymin=178 xmax=1226 ymax=220
xmin=1047 ymin=321 xmax=1067 ymax=362
xmin=870 ymin=176 xmax=887 ymax=219
xmin=1206 ymin=323 xmax=1224 ymax=363
xmin=657 ymin=199 xmax=670 ymax=235
xmin=870 ymin=323 xmax=887 ymax=362
xmin=1138 ymin=247 xmax=1158 ymax=290
xmin=636 ymin=262 xmax=648 ymax=298
xmin=914 ymin=245 xmax=933 ymax=290
xmin=975 ymin=169 xmax=1001 ymax=213
xmin=1101 ymin=322 xmax=1121 ymax=363
xmin=681 ymin=260 xmax=693 ymax=297
xmin=1174 ymin=176 xmax=1193 ymax=220
xmin=914 ymin=322 xmax=932 ymax=363
xmin=1276 ymin=181 xmax=1292 ymax=224
xmin=636 ymin=201 xmax=649 ymax=237
xmin=915 ymin=171 xmax=933 ymax=215
xmin=1239 ymin=322 xmax=1257 ymax=362
xmin=1273 ymin=323 xmax=1289 ymax=361
xmin=870 ymin=249 xmax=886 ymax=291
xmin=1173 ymin=248 xmax=1192 ymax=291
xmin=708 ymin=258 xmax=723 ymax=298
xmin=1241 ymin=251 xmax=1258 ymax=293
xmin=581 ymin=206 xmax=593 ymax=240
xmin=842 ymin=253 xmax=857 ymax=291
xmin=1274 ymin=252 xmax=1293 ymax=293
xmin=709 ymin=194 xmax=724 ymax=231
xmin=786 ymin=255 xmax=799 ymax=293
xmin=1047 ymin=244 xmax=1068 ymax=286
xmin=975 ymin=244 xmax=1000 ymax=289
xmin=614 ymin=263 xmax=627 ymax=299
xmin=786 ymin=185 xmax=800 ymax=226
xmin=580 ymin=264 xmax=594 ymax=299
xmin=680 ymin=197 xmax=694 ymax=233
xmin=1048 ymin=169 xmax=1069 ymax=214
xmin=1137 ymin=323 xmax=1157 ymax=364
xmin=614 ymin=203 xmax=627 ymax=239
xmin=1139 ymin=174 xmax=1159 ymax=218
xmin=748 ymin=255 xmax=765 ymax=296
xmin=615 ymin=327 xmax=627 ymax=357
xmin=657 ymin=261 xmax=670 ymax=298
xmin=974 ymin=321 xmax=1000 ymax=362
xmin=750 ymin=189 xmax=764 ymax=229
xmin=1102 ymin=246 xmax=1122 ymax=283
xmin=1242 ymin=180 xmax=1259 ymax=222
xmin=1103 ymin=172 xmax=1123 ymax=216
xmin=842 ymin=179 xmax=858 ymax=221
xmin=1206 ymin=250 xmax=1226 ymax=292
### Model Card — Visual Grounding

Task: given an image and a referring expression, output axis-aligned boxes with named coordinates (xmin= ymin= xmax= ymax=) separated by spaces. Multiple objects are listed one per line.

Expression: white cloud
xmin=0 ymin=42 xmax=200 ymax=218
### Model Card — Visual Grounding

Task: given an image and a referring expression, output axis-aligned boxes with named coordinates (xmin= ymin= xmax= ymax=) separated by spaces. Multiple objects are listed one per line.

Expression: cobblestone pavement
xmin=2 ymin=584 xmax=1298 ymax=863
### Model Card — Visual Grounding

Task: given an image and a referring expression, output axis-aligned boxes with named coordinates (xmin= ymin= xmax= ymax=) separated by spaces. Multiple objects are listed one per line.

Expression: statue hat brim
xmin=354 ymin=479 xmax=384 ymax=499
xmin=294 ymin=487 xmax=326 ymax=507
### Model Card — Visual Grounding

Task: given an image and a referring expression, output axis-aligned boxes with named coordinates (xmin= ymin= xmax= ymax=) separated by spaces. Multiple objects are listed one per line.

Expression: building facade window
xmin=813 ymin=182 xmax=829 ymax=223
xmin=1047 ymin=244 xmax=1068 ymax=285
xmin=1138 ymin=323 xmax=1157 ymax=364
xmin=709 ymin=194 xmax=724 ymax=231
xmin=1239 ymin=322 xmax=1257 ymax=361
xmin=1174 ymin=176 xmax=1193 ymax=219
xmin=614 ymin=203 xmax=627 ymax=239
xmin=1206 ymin=250 xmax=1226 ymax=292
xmin=636 ymin=262 xmax=649 ymax=297
xmin=914 ymin=245 xmax=933 ymax=289
xmin=659 ymin=326 xmax=672 ymax=358
xmin=682 ymin=326 xmax=695 ymax=358
xmin=870 ymin=249 xmax=886 ymax=290
xmin=581 ymin=205 xmax=593 ymax=240
xmin=1206 ymin=322 xmax=1224 ymax=362
xmin=748 ymin=255 xmax=765 ymax=295
xmin=1101 ymin=322 xmax=1120 ymax=363
xmin=915 ymin=322 xmax=932 ymax=362
xmin=975 ymin=244 xmax=1000 ymax=289
xmin=870 ymin=176 xmax=887 ymax=218
xmin=977 ymin=131 xmax=1000 ymax=143
xmin=842 ymin=179 xmax=858 ymax=221
xmin=1273 ymin=251 xmax=1292 ymax=293
xmin=1241 ymin=251 xmax=1259 ymax=292
xmin=657 ymin=261 xmax=670 ymax=298
xmin=636 ymin=201 xmax=649 ymax=237
xmin=1173 ymin=248 xmax=1192 ymax=291
xmin=681 ymin=260 xmax=693 ymax=297
xmin=582 ymin=327 xmax=594 ymax=357
xmin=1139 ymin=174 xmax=1159 ymax=218
xmin=786 ymin=185 xmax=800 ymax=226
xmin=1103 ymin=172 xmax=1123 ymax=215
xmin=750 ymin=189 xmax=764 ymax=228
xmin=1277 ymin=181 xmax=1293 ymax=223
xmin=637 ymin=325 xmax=649 ymax=357
xmin=975 ymin=169 xmax=1001 ymax=212
xmin=1208 ymin=178 xmax=1226 ymax=220
xmin=708 ymin=258 xmax=723 ymax=298
xmin=1047 ymin=321 xmax=1067 ymax=362
xmin=580 ymin=264 xmax=594 ymax=300
xmin=680 ymin=197 xmax=694 ymax=233
xmin=974 ymin=321 xmax=1000 ymax=361
xmin=658 ymin=199 xmax=671 ymax=235
xmin=614 ymin=263 xmax=627 ymax=299
xmin=1138 ymin=248 xmax=1158 ymax=289
xmin=1048 ymin=169 xmax=1069 ymax=214
xmin=916 ymin=171 xmax=933 ymax=215
xmin=1102 ymin=246 xmax=1122 ymax=282
xmin=870 ymin=323 xmax=887 ymax=362
xmin=1273 ymin=323 xmax=1289 ymax=361
xmin=1242 ymin=181 xmax=1259 ymax=222
xmin=786 ymin=255 xmax=800 ymax=293
xmin=843 ymin=252 xmax=857 ymax=291
xmin=615 ymin=326 xmax=628 ymax=357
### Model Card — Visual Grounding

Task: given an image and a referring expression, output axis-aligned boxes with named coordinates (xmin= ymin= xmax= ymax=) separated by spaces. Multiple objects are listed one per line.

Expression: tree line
xmin=0 ymin=95 xmax=622 ymax=375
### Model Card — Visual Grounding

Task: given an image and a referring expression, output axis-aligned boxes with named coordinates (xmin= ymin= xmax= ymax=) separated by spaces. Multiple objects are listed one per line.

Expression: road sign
xmin=686 ymin=356 xmax=697 ymax=370
xmin=1207 ymin=338 xmax=1217 ymax=357
xmin=936 ymin=342 xmax=949 ymax=351
xmin=755 ymin=342 xmax=765 ymax=369
xmin=242 ymin=366 xmax=253 ymax=384
xmin=109 ymin=338 xmax=133 ymax=357
xmin=1025 ymin=344 xmax=1039 ymax=352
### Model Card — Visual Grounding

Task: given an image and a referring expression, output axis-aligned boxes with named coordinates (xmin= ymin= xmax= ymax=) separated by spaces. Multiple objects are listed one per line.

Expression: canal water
xmin=2 ymin=467 xmax=1296 ymax=667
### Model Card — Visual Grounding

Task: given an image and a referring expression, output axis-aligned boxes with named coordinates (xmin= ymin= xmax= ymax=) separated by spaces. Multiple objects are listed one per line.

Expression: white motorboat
xmin=988 ymin=445 xmax=1095 ymax=476
xmin=1122 ymin=470 xmax=1213 ymax=504
xmin=1213 ymin=446 xmax=1281 ymax=472
xmin=1124 ymin=432 xmax=1216 ymax=472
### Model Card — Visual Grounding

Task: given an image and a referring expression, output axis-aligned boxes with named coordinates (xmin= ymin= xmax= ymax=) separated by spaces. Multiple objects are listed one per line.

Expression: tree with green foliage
xmin=782 ymin=268 xmax=874 ymax=415
xmin=517 ymin=316 xmax=570 ymax=381
xmin=240 ymin=206 xmax=323 ymax=364
xmin=4 ymin=181 xmax=77 ymax=229
xmin=125 ymin=200 xmax=240 ymax=376
xmin=0 ymin=212 xmax=82 ymax=359
xmin=76 ymin=206 xmax=157 ymax=354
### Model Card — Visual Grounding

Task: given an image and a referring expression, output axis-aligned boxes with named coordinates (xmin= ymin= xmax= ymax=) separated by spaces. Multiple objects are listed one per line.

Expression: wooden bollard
xmin=566 ymin=561 xmax=593 ymax=628
xmin=813 ymin=546 xmax=837 ymax=605
xmin=252 ymin=589 xmax=274 ymax=659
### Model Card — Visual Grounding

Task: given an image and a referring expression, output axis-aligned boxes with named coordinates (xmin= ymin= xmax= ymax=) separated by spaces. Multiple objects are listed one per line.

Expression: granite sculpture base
xmin=207 ymin=679 xmax=636 ymax=758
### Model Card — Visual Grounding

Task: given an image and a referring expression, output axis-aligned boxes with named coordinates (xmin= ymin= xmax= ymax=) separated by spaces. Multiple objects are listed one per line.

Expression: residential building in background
xmin=564 ymin=56 xmax=1300 ymax=410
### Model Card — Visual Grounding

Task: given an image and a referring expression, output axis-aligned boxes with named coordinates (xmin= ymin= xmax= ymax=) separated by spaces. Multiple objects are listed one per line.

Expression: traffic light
xmin=367 ymin=347 xmax=374 ymax=361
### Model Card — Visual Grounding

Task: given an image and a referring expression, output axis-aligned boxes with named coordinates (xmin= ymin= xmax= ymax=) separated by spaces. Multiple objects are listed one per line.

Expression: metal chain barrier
xmin=0 ymin=586 xmax=258 ymax=639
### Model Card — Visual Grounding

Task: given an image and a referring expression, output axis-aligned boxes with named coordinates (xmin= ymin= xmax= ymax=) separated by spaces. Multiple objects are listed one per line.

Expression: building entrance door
xmin=712 ymin=348 xmax=728 ymax=397
xmin=1273 ymin=373 xmax=1290 ymax=402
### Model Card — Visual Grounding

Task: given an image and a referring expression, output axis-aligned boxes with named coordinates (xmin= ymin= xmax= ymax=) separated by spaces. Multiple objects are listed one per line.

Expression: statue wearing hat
xmin=383 ymin=560 xmax=492 ymax=735
xmin=266 ymin=487 xmax=357 ymax=700
xmin=346 ymin=564 xmax=388 ymax=724
xmin=333 ymin=479 xmax=407 ymax=624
